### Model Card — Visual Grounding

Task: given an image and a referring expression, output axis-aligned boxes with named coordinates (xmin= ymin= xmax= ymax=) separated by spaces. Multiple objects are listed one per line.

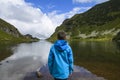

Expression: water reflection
xmin=70 ymin=41 xmax=120 ymax=80
xmin=0 ymin=43 xmax=13 ymax=61
xmin=0 ymin=40 xmax=52 ymax=80
xmin=114 ymin=41 xmax=120 ymax=52
xmin=8 ymin=41 xmax=51 ymax=62
xmin=70 ymin=41 xmax=120 ymax=62
xmin=0 ymin=40 xmax=106 ymax=80
xmin=70 ymin=41 xmax=118 ymax=54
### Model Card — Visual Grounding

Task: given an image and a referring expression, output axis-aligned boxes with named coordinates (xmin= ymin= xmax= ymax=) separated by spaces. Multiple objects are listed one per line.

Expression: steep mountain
xmin=0 ymin=18 xmax=39 ymax=43
xmin=49 ymin=0 xmax=120 ymax=41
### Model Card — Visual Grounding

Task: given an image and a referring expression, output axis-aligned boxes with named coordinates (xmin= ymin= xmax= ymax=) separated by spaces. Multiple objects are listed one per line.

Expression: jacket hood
xmin=54 ymin=40 xmax=68 ymax=51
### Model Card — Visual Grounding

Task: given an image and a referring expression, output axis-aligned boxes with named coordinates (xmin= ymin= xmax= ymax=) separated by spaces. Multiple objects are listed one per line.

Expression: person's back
xmin=48 ymin=31 xmax=73 ymax=80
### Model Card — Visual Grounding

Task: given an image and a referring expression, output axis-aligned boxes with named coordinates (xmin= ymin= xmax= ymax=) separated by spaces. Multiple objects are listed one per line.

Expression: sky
xmin=0 ymin=0 xmax=109 ymax=39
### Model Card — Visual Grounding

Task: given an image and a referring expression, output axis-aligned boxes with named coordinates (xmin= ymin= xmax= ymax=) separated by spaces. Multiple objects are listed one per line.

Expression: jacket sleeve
xmin=48 ymin=47 xmax=54 ymax=75
xmin=68 ymin=46 xmax=74 ymax=74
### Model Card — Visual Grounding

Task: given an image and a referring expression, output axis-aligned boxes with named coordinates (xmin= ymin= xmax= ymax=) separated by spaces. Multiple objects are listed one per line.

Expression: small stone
xmin=36 ymin=71 xmax=43 ymax=78
xmin=6 ymin=61 xmax=9 ymax=63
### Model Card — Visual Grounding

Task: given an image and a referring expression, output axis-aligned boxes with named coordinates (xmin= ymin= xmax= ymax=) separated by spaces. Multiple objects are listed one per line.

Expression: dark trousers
xmin=54 ymin=78 xmax=68 ymax=80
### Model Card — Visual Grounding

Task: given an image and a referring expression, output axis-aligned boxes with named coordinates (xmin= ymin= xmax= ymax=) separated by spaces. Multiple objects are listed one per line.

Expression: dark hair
xmin=57 ymin=31 xmax=66 ymax=40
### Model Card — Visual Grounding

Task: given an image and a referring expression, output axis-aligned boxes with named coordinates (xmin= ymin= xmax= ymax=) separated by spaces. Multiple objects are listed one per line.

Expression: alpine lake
xmin=0 ymin=40 xmax=120 ymax=80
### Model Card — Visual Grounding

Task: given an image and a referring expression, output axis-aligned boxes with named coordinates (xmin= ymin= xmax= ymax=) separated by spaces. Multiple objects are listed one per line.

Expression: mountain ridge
xmin=0 ymin=18 xmax=39 ymax=43
xmin=48 ymin=0 xmax=120 ymax=41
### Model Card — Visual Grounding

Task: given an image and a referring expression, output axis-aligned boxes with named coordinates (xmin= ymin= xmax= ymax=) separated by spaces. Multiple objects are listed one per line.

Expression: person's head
xmin=57 ymin=31 xmax=66 ymax=40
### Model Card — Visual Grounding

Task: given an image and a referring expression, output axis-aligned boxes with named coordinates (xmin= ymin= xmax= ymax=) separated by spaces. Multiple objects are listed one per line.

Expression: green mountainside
xmin=0 ymin=18 xmax=39 ymax=43
xmin=49 ymin=0 xmax=120 ymax=41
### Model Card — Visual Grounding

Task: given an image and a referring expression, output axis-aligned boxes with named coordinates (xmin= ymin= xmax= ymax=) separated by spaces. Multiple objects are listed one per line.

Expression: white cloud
xmin=47 ymin=7 xmax=91 ymax=28
xmin=73 ymin=0 xmax=109 ymax=3
xmin=0 ymin=0 xmax=54 ymax=39
xmin=0 ymin=0 xmax=90 ymax=39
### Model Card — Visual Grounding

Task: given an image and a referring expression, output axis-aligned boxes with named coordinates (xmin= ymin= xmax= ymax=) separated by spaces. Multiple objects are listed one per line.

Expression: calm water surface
xmin=0 ymin=40 xmax=120 ymax=80
xmin=70 ymin=41 xmax=120 ymax=80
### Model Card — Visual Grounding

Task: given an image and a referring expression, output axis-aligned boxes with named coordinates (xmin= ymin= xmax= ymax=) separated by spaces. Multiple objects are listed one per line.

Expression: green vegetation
xmin=0 ymin=18 xmax=39 ymax=60
xmin=49 ymin=0 xmax=120 ymax=41
xmin=0 ymin=18 xmax=39 ymax=43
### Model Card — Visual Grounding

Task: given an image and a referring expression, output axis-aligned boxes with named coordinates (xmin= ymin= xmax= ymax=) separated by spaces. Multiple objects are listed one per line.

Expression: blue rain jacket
xmin=48 ymin=40 xmax=73 ymax=79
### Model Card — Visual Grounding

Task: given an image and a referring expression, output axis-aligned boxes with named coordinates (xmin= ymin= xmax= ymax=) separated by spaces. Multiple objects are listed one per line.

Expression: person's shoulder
xmin=50 ymin=44 xmax=55 ymax=50
xmin=67 ymin=43 xmax=71 ymax=49
xmin=50 ymin=44 xmax=54 ymax=48
xmin=66 ymin=44 xmax=72 ymax=52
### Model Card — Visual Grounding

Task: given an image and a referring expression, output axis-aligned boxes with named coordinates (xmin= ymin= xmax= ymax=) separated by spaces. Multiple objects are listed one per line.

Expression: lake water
xmin=0 ymin=40 xmax=120 ymax=80
xmin=70 ymin=41 xmax=120 ymax=80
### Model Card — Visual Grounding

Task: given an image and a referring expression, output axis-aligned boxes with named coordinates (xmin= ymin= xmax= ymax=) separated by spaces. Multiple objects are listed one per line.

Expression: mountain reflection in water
xmin=0 ymin=40 xmax=105 ymax=80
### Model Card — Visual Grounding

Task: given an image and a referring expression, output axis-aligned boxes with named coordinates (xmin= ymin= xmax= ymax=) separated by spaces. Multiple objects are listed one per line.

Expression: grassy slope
xmin=48 ymin=0 xmax=120 ymax=41
xmin=48 ymin=18 xmax=120 ymax=42
xmin=0 ymin=19 xmax=39 ymax=43
xmin=0 ymin=29 xmax=36 ymax=43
